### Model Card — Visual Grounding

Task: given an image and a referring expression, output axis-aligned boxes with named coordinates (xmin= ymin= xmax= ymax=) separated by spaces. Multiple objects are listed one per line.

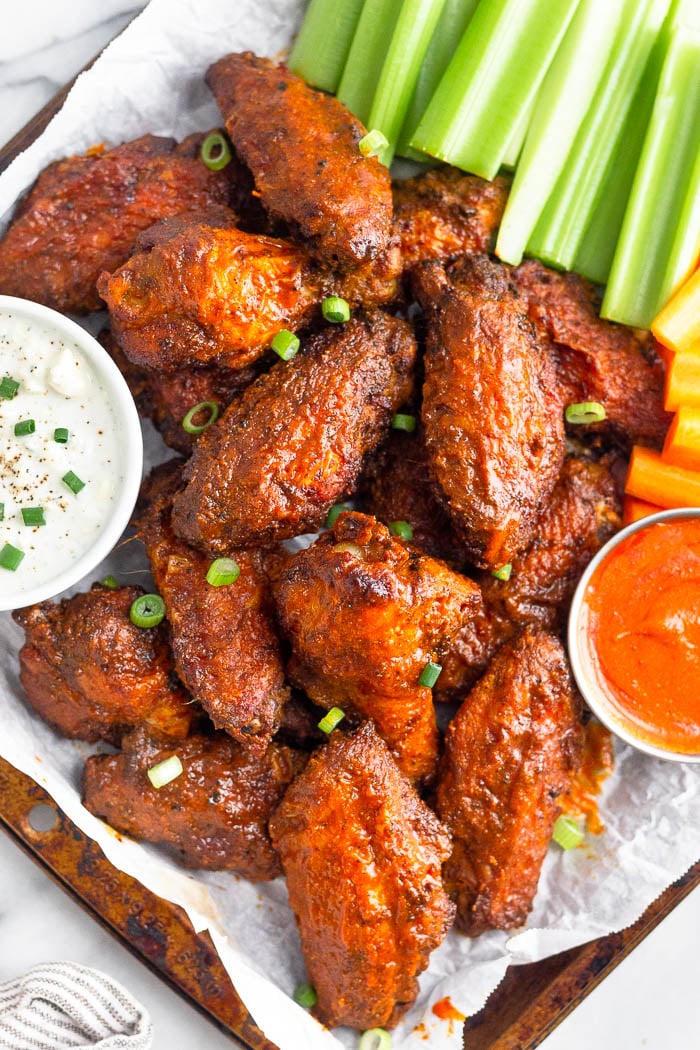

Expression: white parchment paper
xmin=0 ymin=2 xmax=699 ymax=1047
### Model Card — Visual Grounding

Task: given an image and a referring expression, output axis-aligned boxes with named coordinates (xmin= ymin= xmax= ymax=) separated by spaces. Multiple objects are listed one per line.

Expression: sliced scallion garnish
xmin=206 ymin=557 xmax=241 ymax=587
xmin=359 ymin=1029 xmax=392 ymax=1050
xmin=0 ymin=376 xmax=19 ymax=400
xmin=271 ymin=329 xmax=301 ymax=361
xmin=14 ymin=419 xmax=35 ymax=437
xmin=389 ymin=520 xmax=413 ymax=540
xmin=358 ymin=129 xmax=390 ymax=158
xmin=292 ymin=982 xmax=318 ymax=1008
xmin=321 ymin=296 xmax=351 ymax=323
xmin=318 ymin=707 xmax=346 ymax=734
xmin=552 ymin=814 xmax=584 ymax=850
xmin=182 ymin=401 xmax=219 ymax=435
xmin=200 ymin=131 xmax=232 ymax=171
xmin=101 ymin=575 xmax=119 ymax=589
xmin=418 ymin=661 xmax=442 ymax=688
xmin=491 ymin=563 xmax=513 ymax=581
xmin=0 ymin=543 xmax=24 ymax=572
xmin=147 ymin=754 xmax=183 ymax=789
xmin=62 ymin=470 xmax=85 ymax=494
xmin=391 ymin=413 xmax=416 ymax=432
xmin=564 ymin=401 xmax=606 ymax=425
xmin=21 ymin=507 xmax=46 ymax=527
xmin=129 ymin=593 xmax=166 ymax=628
xmin=0 ymin=503 xmax=4 ymax=521
xmin=326 ymin=503 xmax=351 ymax=528
xmin=53 ymin=427 xmax=70 ymax=444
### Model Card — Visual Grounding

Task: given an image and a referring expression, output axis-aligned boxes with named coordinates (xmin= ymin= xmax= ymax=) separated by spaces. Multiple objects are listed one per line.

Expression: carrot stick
xmin=664 ymin=345 xmax=700 ymax=411
xmin=625 ymin=446 xmax=700 ymax=508
xmin=662 ymin=405 xmax=700 ymax=471
xmin=622 ymin=494 xmax=664 ymax=525
xmin=652 ymin=265 xmax=700 ymax=354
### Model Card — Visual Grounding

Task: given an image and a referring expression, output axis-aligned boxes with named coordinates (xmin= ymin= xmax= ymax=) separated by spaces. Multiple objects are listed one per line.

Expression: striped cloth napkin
xmin=0 ymin=963 xmax=152 ymax=1049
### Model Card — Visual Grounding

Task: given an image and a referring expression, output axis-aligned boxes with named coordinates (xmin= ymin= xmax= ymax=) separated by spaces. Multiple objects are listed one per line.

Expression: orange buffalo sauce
xmin=579 ymin=517 xmax=700 ymax=755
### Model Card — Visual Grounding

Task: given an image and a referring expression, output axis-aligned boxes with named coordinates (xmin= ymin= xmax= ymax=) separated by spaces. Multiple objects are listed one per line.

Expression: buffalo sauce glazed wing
xmin=136 ymin=461 xmax=289 ymax=752
xmin=171 ymin=312 xmax=417 ymax=550
xmin=436 ymin=627 xmax=583 ymax=935
xmin=206 ymin=52 xmax=393 ymax=268
xmin=269 ymin=722 xmax=455 ymax=1029
xmin=83 ymin=727 xmax=305 ymax=879
xmin=273 ymin=511 xmax=481 ymax=784
xmin=0 ymin=133 xmax=232 ymax=313
xmin=415 ymin=254 xmax=565 ymax=569
xmin=12 ymin=584 xmax=192 ymax=744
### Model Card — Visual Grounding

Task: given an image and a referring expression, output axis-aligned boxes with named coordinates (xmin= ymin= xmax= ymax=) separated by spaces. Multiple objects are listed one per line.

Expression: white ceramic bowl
xmin=568 ymin=506 xmax=700 ymax=763
xmin=0 ymin=296 xmax=143 ymax=611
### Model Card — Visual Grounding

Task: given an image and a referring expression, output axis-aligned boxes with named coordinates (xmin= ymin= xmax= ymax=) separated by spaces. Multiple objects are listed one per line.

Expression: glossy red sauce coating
xmin=580 ymin=518 xmax=700 ymax=754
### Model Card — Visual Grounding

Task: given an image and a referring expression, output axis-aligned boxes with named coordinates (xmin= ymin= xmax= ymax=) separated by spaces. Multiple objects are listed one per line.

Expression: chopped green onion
xmin=292 ymin=982 xmax=318 ymax=1008
xmin=129 ymin=593 xmax=166 ymax=628
xmin=271 ymin=329 xmax=301 ymax=361
xmin=0 ymin=543 xmax=24 ymax=572
xmin=147 ymin=754 xmax=183 ymax=789
xmin=411 ymin=0 xmax=580 ymax=179
xmin=53 ymin=427 xmax=70 ymax=444
xmin=552 ymin=814 xmax=584 ymax=850
xmin=326 ymin=503 xmax=351 ymax=528
xmin=565 ymin=401 xmax=607 ymax=425
xmin=200 ymin=132 xmax=232 ymax=171
xmin=337 ymin=0 xmax=404 ymax=125
xmin=491 ymin=563 xmax=513 ymax=581
xmin=206 ymin=557 xmax=241 ymax=587
xmin=391 ymin=413 xmax=416 ymax=432
xmin=62 ymin=470 xmax=85 ymax=494
xmin=419 ymin=661 xmax=442 ymax=688
xmin=182 ymin=401 xmax=219 ymax=435
xmin=101 ymin=575 xmax=119 ymax=589
xmin=318 ymin=707 xmax=346 ymax=733
xmin=359 ymin=1029 xmax=392 ymax=1050
xmin=21 ymin=507 xmax=45 ymax=527
xmin=289 ymin=0 xmax=366 ymax=93
xmin=14 ymin=419 xmax=35 ymax=437
xmin=389 ymin=520 xmax=414 ymax=540
xmin=321 ymin=296 xmax=351 ymax=323
xmin=358 ymin=129 xmax=390 ymax=158
xmin=0 ymin=376 xmax=19 ymax=399
xmin=366 ymin=0 xmax=451 ymax=167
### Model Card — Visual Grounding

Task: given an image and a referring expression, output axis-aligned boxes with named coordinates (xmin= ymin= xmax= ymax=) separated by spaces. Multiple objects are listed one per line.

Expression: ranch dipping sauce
xmin=0 ymin=306 xmax=126 ymax=607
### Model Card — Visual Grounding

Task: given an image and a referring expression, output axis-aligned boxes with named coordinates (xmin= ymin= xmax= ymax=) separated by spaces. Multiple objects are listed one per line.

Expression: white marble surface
xmin=0 ymin=4 xmax=698 ymax=1049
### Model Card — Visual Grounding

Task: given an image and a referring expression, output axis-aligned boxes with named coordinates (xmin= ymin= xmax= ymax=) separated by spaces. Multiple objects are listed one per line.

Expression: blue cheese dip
xmin=0 ymin=307 xmax=128 ymax=606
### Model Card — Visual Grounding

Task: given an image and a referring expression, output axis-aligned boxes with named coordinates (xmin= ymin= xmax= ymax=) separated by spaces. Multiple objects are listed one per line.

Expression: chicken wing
xmin=206 ymin=52 xmax=393 ymax=268
xmin=269 ymin=722 xmax=454 ymax=1029
xmin=0 ymin=133 xmax=233 ymax=313
xmin=12 ymin=584 xmax=192 ymax=744
xmin=136 ymin=461 xmax=289 ymax=752
xmin=83 ymin=727 xmax=305 ymax=878
xmin=273 ymin=511 xmax=481 ymax=783
xmin=415 ymin=255 xmax=565 ymax=569
xmin=393 ymin=166 xmax=509 ymax=271
xmin=171 ymin=311 xmax=417 ymax=551
xmin=511 ymin=259 xmax=670 ymax=448
xmin=436 ymin=627 xmax=582 ymax=935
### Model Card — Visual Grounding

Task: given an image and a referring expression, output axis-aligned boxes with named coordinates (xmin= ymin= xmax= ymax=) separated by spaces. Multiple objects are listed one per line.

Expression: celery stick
xmin=289 ymin=0 xmax=366 ymax=93
xmin=501 ymin=97 xmax=535 ymax=170
xmin=527 ymin=0 xmax=672 ymax=271
xmin=410 ymin=0 xmax=581 ymax=180
xmin=601 ymin=26 xmax=700 ymax=328
xmin=396 ymin=0 xmax=479 ymax=161
xmin=496 ymin=0 xmax=625 ymax=266
xmin=368 ymin=0 xmax=450 ymax=166
xmin=337 ymin=0 xmax=403 ymax=125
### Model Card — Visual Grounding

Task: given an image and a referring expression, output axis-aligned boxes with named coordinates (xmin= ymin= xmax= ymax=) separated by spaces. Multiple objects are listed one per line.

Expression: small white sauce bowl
xmin=568 ymin=506 xmax=700 ymax=763
xmin=0 ymin=296 xmax=143 ymax=611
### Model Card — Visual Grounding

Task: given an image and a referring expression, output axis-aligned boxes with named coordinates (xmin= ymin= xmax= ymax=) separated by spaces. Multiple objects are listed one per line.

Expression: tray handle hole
xmin=26 ymin=803 xmax=58 ymax=833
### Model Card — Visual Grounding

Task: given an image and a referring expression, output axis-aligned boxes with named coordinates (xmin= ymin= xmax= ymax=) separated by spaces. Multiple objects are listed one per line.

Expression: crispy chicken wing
xmin=83 ymin=727 xmax=305 ymax=878
xmin=171 ymin=312 xmax=417 ymax=551
xmin=0 ymin=133 xmax=232 ymax=313
xmin=393 ymin=166 xmax=509 ymax=270
xmin=12 ymin=584 xmax=192 ymax=744
xmin=206 ymin=52 xmax=393 ymax=268
xmin=273 ymin=511 xmax=481 ymax=783
xmin=136 ymin=461 xmax=289 ymax=752
xmin=436 ymin=627 xmax=582 ymax=935
xmin=511 ymin=259 xmax=670 ymax=448
xmin=437 ymin=454 xmax=622 ymax=699
xmin=269 ymin=722 xmax=455 ymax=1029
xmin=416 ymin=255 xmax=565 ymax=569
